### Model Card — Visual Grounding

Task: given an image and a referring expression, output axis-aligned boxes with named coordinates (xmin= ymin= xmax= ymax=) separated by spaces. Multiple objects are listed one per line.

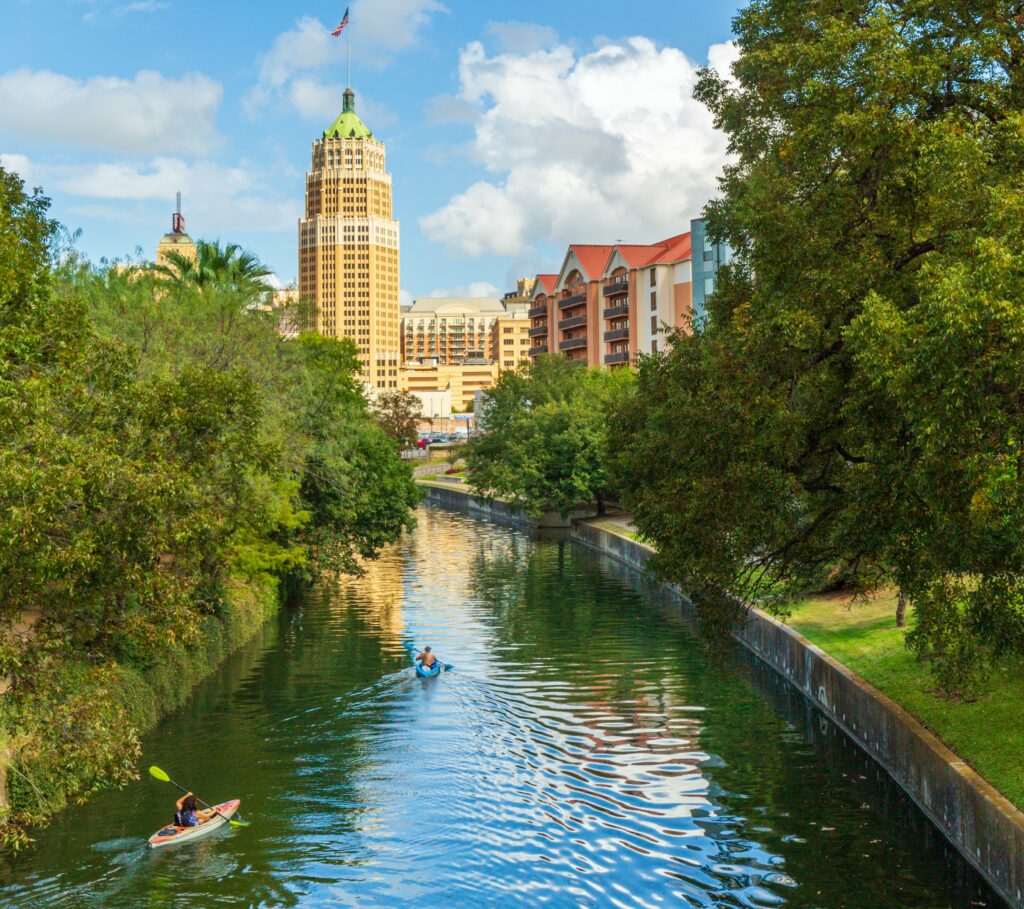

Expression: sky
xmin=0 ymin=0 xmax=743 ymax=299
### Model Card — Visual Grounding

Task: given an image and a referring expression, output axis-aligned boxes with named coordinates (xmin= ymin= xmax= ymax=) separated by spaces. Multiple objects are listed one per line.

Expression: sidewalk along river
xmin=0 ymin=507 xmax=1007 ymax=909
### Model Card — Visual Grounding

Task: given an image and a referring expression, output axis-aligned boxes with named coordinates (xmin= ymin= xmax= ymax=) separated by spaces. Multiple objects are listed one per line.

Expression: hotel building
xmin=298 ymin=88 xmax=400 ymax=390
xmin=401 ymin=296 xmax=505 ymax=365
xmin=526 ymin=218 xmax=725 ymax=369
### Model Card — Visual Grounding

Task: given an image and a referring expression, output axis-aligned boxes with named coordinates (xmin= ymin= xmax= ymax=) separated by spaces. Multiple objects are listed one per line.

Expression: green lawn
xmin=789 ymin=592 xmax=1024 ymax=810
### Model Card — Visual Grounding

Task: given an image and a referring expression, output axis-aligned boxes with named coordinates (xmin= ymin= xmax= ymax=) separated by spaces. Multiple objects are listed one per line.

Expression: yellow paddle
xmin=148 ymin=765 xmax=248 ymax=827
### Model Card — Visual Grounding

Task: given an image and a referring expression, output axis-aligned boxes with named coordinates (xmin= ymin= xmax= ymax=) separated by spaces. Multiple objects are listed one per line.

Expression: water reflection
xmin=0 ymin=507 xmax=1004 ymax=909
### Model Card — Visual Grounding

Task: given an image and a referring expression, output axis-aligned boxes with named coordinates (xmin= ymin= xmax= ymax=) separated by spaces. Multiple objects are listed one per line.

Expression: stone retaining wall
xmin=424 ymin=487 xmax=1024 ymax=909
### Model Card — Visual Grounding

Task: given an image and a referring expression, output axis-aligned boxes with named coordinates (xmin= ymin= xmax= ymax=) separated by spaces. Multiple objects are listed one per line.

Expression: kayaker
xmin=416 ymin=647 xmax=437 ymax=669
xmin=175 ymin=793 xmax=216 ymax=828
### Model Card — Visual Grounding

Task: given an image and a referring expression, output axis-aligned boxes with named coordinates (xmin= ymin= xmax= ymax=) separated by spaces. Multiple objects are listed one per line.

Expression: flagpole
xmin=347 ymin=20 xmax=351 ymax=89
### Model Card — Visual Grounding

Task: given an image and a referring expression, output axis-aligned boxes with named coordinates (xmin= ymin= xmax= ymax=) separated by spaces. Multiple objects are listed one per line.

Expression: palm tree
xmin=156 ymin=239 xmax=272 ymax=303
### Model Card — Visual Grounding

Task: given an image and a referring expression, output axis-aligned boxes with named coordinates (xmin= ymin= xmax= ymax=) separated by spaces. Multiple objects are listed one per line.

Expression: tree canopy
xmin=466 ymin=357 xmax=633 ymax=517
xmin=610 ymin=0 xmax=1024 ymax=692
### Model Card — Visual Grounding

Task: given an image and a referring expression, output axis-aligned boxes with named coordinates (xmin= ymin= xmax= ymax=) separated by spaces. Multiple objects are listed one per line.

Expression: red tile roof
xmin=535 ymin=274 xmax=558 ymax=294
xmin=648 ymin=231 xmax=692 ymax=265
xmin=569 ymin=245 xmax=616 ymax=281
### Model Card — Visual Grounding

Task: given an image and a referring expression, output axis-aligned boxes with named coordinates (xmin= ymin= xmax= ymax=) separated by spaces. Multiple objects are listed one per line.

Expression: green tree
xmin=611 ymin=1 xmax=1024 ymax=691
xmin=155 ymin=238 xmax=272 ymax=302
xmin=467 ymin=357 xmax=632 ymax=517
xmin=371 ymin=390 xmax=422 ymax=449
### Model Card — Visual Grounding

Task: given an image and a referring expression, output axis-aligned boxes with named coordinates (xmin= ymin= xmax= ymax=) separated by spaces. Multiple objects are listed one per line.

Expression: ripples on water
xmin=0 ymin=508 xmax=1005 ymax=908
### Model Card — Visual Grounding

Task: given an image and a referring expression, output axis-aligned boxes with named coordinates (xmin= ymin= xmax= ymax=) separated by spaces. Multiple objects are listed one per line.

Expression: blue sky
xmin=1 ymin=0 xmax=742 ymax=298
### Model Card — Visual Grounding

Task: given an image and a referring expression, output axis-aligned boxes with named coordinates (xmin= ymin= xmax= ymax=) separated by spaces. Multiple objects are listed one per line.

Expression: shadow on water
xmin=0 ymin=507 xmax=1008 ymax=909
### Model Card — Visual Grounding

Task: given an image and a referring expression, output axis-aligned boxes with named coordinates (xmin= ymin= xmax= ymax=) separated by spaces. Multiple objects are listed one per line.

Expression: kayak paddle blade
xmin=148 ymin=765 xmax=171 ymax=783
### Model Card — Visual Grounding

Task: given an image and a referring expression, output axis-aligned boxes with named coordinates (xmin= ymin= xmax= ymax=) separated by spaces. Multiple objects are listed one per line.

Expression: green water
xmin=0 ymin=507 xmax=1006 ymax=908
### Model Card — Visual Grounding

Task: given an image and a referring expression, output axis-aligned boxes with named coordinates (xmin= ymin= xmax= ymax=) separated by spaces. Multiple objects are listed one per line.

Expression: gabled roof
xmin=569 ymin=244 xmax=615 ymax=281
xmin=599 ymin=231 xmax=692 ymax=277
xmin=530 ymin=274 xmax=558 ymax=299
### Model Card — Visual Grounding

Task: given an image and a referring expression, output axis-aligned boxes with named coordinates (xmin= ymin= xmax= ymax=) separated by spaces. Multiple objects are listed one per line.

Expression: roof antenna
xmin=172 ymin=191 xmax=185 ymax=234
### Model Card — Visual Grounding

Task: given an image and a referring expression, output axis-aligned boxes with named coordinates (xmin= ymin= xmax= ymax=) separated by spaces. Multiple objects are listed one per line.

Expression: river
xmin=0 ymin=507 xmax=1006 ymax=908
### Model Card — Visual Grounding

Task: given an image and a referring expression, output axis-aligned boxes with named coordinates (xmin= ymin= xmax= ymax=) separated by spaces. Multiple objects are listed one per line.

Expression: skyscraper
xmin=299 ymin=88 xmax=400 ymax=390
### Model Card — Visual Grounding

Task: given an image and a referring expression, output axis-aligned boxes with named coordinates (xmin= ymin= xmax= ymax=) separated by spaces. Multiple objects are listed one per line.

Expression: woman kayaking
xmin=174 ymin=792 xmax=217 ymax=828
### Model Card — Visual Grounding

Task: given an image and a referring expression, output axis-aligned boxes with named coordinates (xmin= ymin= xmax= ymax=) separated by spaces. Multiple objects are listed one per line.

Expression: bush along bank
xmin=0 ymin=578 xmax=278 ymax=848
xmin=0 ymin=168 xmax=420 ymax=847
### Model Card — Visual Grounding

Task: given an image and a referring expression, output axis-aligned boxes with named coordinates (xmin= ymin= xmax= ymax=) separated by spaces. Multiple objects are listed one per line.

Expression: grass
xmin=788 ymin=591 xmax=1024 ymax=810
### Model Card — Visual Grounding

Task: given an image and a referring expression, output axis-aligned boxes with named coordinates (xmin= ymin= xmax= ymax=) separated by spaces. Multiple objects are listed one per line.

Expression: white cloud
xmin=429 ymin=281 xmax=502 ymax=298
xmin=399 ymin=288 xmax=414 ymax=307
xmin=420 ymin=37 xmax=735 ymax=257
xmin=0 ymin=68 xmax=221 ymax=156
xmin=485 ymin=21 xmax=559 ymax=54
xmin=247 ymin=1 xmax=446 ymax=118
xmin=0 ymin=153 xmax=300 ymax=233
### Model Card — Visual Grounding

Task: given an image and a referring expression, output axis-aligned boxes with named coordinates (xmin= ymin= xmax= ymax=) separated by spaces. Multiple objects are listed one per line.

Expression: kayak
xmin=148 ymin=799 xmax=240 ymax=848
xmin=415 ymin=659 xmax=441 ymax=678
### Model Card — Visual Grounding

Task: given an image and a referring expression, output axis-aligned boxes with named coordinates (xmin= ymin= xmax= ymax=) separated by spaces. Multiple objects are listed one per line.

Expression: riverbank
xmin=418 ymin=482 xmax=1024 ymax=908
xmin=0 ymin=575 xmax=280 ymax=847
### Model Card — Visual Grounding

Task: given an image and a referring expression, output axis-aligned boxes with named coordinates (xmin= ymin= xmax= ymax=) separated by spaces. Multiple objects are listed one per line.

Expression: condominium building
xmin=401 ymin=296 xmax=505 ymax=365
xmin=298 ymin=87 xmax=400 ymax=390
xmin=527 ymin=223 xmax=714 ymax=369
xmin=490 ymin=309 xmax=532 ymax=371
xmin=690 ymin=218 xmax=731 ymax=323
xmin=527 ymin=275 xmax=558 ymax=359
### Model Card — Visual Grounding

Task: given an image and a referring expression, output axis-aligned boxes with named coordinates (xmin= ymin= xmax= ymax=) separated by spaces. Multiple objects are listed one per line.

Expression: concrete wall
xmin=420 ymin=486 xmax=1024 ymax=909
xmin=418 ymin=482 xmax=589 ymax=529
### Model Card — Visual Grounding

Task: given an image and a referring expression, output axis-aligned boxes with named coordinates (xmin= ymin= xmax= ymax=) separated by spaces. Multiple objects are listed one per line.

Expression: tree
xmin=467 ymin=357 xmax=632 ymax=517
xmin=371 ymin=390 xmax=422 ymax=449
xmin=155 ymin=238 xmax=272 ymax=303
xmin=610 ymin=1 xmax=1024 ymax=692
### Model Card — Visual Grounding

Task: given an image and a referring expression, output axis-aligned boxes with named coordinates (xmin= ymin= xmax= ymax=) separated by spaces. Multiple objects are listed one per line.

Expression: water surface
xmin=0 ymin=507 xmax=1005 ymax=908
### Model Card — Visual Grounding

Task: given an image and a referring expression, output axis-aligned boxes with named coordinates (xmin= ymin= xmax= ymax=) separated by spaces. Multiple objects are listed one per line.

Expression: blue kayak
xmin=415 ymin=659 xmax=441 ymax=678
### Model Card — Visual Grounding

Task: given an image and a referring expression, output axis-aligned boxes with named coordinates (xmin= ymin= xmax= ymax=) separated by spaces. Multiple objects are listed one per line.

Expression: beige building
xmin=490 ymin=309 xmax=532 ymax=371
xmin=298 ymin=88 xmax=400 ymax=390
xmin=401 ymin=296 xmax=505 ymax=365
xmin=403 ymin=361 xmax=500 ymax=411
xmin=502 ymin=277 xmax=536 ymax=311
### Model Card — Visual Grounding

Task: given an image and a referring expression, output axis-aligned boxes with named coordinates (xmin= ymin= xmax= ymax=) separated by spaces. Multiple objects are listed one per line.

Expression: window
xmin=704 ymin=250 xmax=715 ymax=262
xmin=704 ymin=276 xmax=716 ymax=296
xmin=649 ymin=268 xmax=657 ymax=286
xmin=650 ymin=292 xmax=657 ymax=311
xmin=651 ymin=340 xmax=658 ymax=354
xmin=504 ymin=327 xmax=513 ymax=334
xmin=650 ymin=316 xmax=657 ymax=333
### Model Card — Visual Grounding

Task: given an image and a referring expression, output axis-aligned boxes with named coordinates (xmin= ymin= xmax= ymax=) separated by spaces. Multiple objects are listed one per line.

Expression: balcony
xmin=528 ymin=344 xmax=548 ymax=357
xmin=528 ymin=325 xmax=548 ymax=338
xmin=558 ymin=291 xmax=587 ymax=310
xmin=603 ymin=304 xmax=629 ymax=319
xmin=528 ymin=304 xmax=548 ymax=319
xmin=605 ymin=351 xmax=630 ymax=365
xmin=604 ymin=328 xmax=630 ymax=342
xmin=558 ymin=314 xmax=588 ymax=331
xmin=603 ymin=282 xmax=629 ymax=297
xmin=559 ymin=337 xmax=587 ymax=352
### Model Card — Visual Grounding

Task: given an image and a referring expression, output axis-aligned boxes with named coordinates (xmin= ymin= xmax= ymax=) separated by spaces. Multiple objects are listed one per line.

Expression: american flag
xmin=331 ymin=8 xmax=350 ymax=36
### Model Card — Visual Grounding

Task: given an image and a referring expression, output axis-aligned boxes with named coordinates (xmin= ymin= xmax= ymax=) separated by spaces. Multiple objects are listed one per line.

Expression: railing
xmin=603 ymin=282 xmax=629 ymax=297
xmin=528 ymin=325 xmax=548 ymax=338
xmin=603 ymin=304 xmax=629 ymax=319
xmin=558 ymin=291 xmax=587 ymax=310
xmin=528 ymin=344 xmax=548 ymax=357
xmin=604 ymin=328 xmax=630 ymax=342
xmin=528 ymin=304 xmax=548 ymax=319
xmin=605 ymin=351 xmax=630 ymax=365
xmin=559 ymin=337 xmax=587 ymax=352
xmin=559 ymin=315 xmax=588 ymax=331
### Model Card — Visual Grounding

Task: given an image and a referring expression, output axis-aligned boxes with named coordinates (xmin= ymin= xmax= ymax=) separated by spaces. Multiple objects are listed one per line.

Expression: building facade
xmin=298 ymin=88 xmax=400 ymax=391
xmin=526 ymin=230 xmax=699 ymax=369
xmin=490 ymin=309 xmax=532 ymax=371
xmin=401 ymin=296 xmax=505 ymax=365
xmin=403 ymin=360 xmax=500 ymax=411
xmin=689 ymin=217 xmax=730 ymax=324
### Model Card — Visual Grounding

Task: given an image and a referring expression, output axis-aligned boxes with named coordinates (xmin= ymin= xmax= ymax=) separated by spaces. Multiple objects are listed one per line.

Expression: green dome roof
xmin=323 ymin=88 xmax=373 ymax=139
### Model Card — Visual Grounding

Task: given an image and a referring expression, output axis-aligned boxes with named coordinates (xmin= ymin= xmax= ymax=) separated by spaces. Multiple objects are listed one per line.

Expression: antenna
xmin=172 ymin=191 xmax=185 ymax=234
